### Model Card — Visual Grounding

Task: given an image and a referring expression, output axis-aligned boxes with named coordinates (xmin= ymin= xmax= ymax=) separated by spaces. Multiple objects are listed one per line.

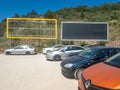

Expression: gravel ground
xmin=0 ymin=54 xmax=77 ymax=90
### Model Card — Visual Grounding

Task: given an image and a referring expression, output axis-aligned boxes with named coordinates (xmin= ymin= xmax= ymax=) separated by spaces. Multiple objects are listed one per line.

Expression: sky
xmin=0 ymin=0 xmax=120 ymax=22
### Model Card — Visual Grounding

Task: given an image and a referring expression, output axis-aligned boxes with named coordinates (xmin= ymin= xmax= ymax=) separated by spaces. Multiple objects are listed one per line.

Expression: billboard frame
xmin=6 ymin=18 xmax=58 ymax=40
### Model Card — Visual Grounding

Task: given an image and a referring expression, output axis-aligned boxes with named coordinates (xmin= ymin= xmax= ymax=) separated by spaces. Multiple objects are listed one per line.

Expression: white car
xmin=5 ymin=45 xmax=36 ymax=55
xmin=42 ymin=44 xmax=63 ymax=54
xmin=46 ymin=45 xmax=84 ymax=61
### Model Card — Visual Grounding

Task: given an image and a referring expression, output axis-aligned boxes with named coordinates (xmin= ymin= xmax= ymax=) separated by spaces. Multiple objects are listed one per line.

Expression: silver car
xmin=42 ymin=44 xmax=64 ymax=54
xmin=5 ymin=45 xmax=36 ymax=55
xmin=46 ymin=45 xmax=84 ymax=61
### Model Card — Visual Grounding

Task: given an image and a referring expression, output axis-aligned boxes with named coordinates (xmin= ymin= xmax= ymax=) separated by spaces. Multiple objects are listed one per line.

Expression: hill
xmin=0 ymin=2 xmax=120 ymax=52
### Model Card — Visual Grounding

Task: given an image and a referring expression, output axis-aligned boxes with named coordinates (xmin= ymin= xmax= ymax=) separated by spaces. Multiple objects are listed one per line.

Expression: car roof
xmin=65 ymin=45 xmax=81 ymax=47
xmin=17 ymin=45 xmax=33 ymax=47
xmin=89 ymin=46 xmax=119 ymax=50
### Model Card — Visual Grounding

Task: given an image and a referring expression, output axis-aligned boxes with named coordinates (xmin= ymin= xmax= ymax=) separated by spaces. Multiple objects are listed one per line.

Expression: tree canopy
xmin=0 ymin=2 xmax=120 ymax=40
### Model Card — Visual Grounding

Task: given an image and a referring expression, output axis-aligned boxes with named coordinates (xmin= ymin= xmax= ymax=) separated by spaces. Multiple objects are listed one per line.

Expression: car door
xmin=12 ymin=46 xmax=25 ymax=54
xmin=92 ymin=49 xmax=109 ymax=64
xmin=64 ymin=46 xmax=73 ymax=56
xmin=70 ymin=46 xmax=84 ymax=56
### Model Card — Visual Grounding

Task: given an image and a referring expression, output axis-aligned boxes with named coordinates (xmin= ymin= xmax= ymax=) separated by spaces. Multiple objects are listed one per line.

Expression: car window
xmin=14 ymin=46 xmax=19 ymax=49
xmin=68 ymin=47 xmax=72 ymax=51
xmin=64 ymin=46 xmax=72 ymax=51
xmin=105 ymin=53 xmax=120 ymax=68
xmin=14 ymin=46 xmax=23 ymax=49
xmin=96 ymin=49 xmax=109 ymax=58
xmin=73 ymin=46 xmax=83 ymax=50
xmin=112 ymin=48 xmax=120 ymax=55
xmin=79 ymin=49 xmax=98 ymax=59
xmin=28 ymin=45 xmax=34 ymax=49
xmin=20 ymin=46 xmax=25 ymax=49
xmin=102 ymin=49 xmax=109 ymax=57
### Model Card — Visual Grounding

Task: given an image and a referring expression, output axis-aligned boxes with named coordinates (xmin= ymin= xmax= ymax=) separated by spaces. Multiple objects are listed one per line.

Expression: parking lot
xmin=0 ymin=54 xmax=77 ymax=90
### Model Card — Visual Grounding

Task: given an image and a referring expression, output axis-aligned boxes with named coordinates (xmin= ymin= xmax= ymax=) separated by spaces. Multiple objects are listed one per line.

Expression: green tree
xmin=27 ymin=10 xmax=39 ymax=18
xmin=44 ymin=10 xmax=56 ymax=18
xmin=75 ymin=5 xmax=89 ymax=12
xmin=0 ymin=20 xmax=6 ymax=37
xmin=13 ymin=13 xmax=20 ymax=18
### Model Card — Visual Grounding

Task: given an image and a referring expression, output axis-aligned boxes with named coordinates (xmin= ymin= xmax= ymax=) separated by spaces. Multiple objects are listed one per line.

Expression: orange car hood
xmin=83 ymin=63 xmax=120 ymax=89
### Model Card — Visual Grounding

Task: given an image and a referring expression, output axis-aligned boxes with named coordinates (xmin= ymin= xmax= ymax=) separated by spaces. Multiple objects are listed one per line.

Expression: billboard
xmin=6 ymin=18 xmax=58 ymax=40
xmin=61 ymin=22 xmax=109 ymax=41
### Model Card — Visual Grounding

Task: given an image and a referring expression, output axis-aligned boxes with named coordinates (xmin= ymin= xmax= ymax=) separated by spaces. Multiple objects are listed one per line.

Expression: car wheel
xmin=74 ymin=68 xmax=84 ymax=80
xmin=6 ymin=51 xmax=11 ymax=55
xmin=46 ymin=50 xmax=50 ymax=54
xmin=26 ymin=52 xmax=31 ymax=55
xmin=53 ymin=55 xmax=61 ymax=61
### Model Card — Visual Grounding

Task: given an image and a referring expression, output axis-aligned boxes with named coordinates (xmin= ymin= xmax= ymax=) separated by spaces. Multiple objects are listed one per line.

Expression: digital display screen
xmin=61 ymin=22 xmax=109 ymax=41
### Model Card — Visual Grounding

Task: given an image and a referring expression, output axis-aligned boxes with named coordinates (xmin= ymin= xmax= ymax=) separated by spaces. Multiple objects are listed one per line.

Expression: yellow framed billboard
xmin=6 ymin=18 xmax=58 ymax=39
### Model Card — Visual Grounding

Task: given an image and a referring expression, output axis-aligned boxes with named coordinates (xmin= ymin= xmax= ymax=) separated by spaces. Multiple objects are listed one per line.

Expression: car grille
xmin=81 ymin=75 xmax=110 ymax=90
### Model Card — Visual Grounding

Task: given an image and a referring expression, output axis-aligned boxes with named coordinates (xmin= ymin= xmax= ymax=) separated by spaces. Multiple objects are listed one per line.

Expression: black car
xmin=60 ymin=46 xmax=120 ymax=79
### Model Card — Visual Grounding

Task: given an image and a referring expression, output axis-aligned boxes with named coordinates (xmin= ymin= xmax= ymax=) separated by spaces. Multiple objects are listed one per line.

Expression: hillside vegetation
xmin=0 ymin=2 xmax=120 ymax=52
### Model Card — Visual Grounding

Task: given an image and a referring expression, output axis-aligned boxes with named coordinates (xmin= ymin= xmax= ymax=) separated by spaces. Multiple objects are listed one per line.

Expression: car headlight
xmin=64 ymin=63 xmax=73 ymax=68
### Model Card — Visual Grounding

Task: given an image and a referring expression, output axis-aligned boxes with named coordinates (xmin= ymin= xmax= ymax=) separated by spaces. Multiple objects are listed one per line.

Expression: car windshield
xmin=60 ymin=46 xmax=68 ymax=51
xmin=105 ymin=53 xmax=120 ymax=68
xmin=63 ymin=46 xmax=69 ymax=51
xmin=52 ymin=45 xmax=62 ymax=48
xmin=78 ymin=48 xmax=98 ymax=59
xmin=52 ymin=48 xmax=62 ymax=52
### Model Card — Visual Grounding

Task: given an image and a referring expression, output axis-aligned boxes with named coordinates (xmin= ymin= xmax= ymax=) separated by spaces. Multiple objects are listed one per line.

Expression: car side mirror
xmin=61 ymin=49 xmax=65 ymax=53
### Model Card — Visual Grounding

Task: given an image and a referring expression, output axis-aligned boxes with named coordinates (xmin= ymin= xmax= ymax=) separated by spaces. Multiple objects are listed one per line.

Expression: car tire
xmin=26 ymin=52 xmax=31 ymax=55
xmin=6 ymin=51 xmax=11 ymax=55
xmin=74 ymin=68 xmax=84 ymax=80
xmin=53 ymin=55 xmax=61 ymax=61
xmin=46 ymin=50 xmax=50 ymax=54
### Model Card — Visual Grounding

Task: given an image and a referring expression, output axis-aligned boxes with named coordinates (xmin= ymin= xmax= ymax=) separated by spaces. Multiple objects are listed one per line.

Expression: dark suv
xmin=60 ymin=46 xmax=120 ymax=79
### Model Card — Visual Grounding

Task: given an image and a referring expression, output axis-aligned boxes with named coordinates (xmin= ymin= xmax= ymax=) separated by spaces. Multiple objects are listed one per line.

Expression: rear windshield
xmin=105 ymin=53 xmax=120 ymax=68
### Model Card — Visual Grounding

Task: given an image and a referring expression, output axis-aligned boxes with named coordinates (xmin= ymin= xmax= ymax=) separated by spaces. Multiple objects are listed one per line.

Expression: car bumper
xmin=78 ymin=87 xmax=82 ymax=90
xmin=61 ymin=66 xmax=75 ymax=78
xmin=46 ymin=54 xmax=54 ymax=60
xmin=61 ymin=56 xmax=69 ymax=60
xmin=42 ymin=50 xmax=46 ymax=54
xmin=78 ymin=77 xmax=85 ymax=90
xmin=30 ymin=50 xmax=36 ymax=54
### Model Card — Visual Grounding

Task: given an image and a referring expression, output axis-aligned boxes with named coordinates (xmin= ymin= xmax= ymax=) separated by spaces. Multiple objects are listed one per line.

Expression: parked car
xmin=78 ymin=53 xmax=120 ymax=90
xmin=46 ymin=45 xmax=84 ymax=61
xmin=42 ymin=44 xmax=63 ymax=54
xmin=60 ymin=46 xmax=120 ymax=79
xmin=5 ymin=45 xmax=36 ymax=55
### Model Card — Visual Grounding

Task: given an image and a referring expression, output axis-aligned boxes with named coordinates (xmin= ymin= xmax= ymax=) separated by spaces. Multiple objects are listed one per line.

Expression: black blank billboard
xmin=61 ymin=22 xmax=109 ymax=41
